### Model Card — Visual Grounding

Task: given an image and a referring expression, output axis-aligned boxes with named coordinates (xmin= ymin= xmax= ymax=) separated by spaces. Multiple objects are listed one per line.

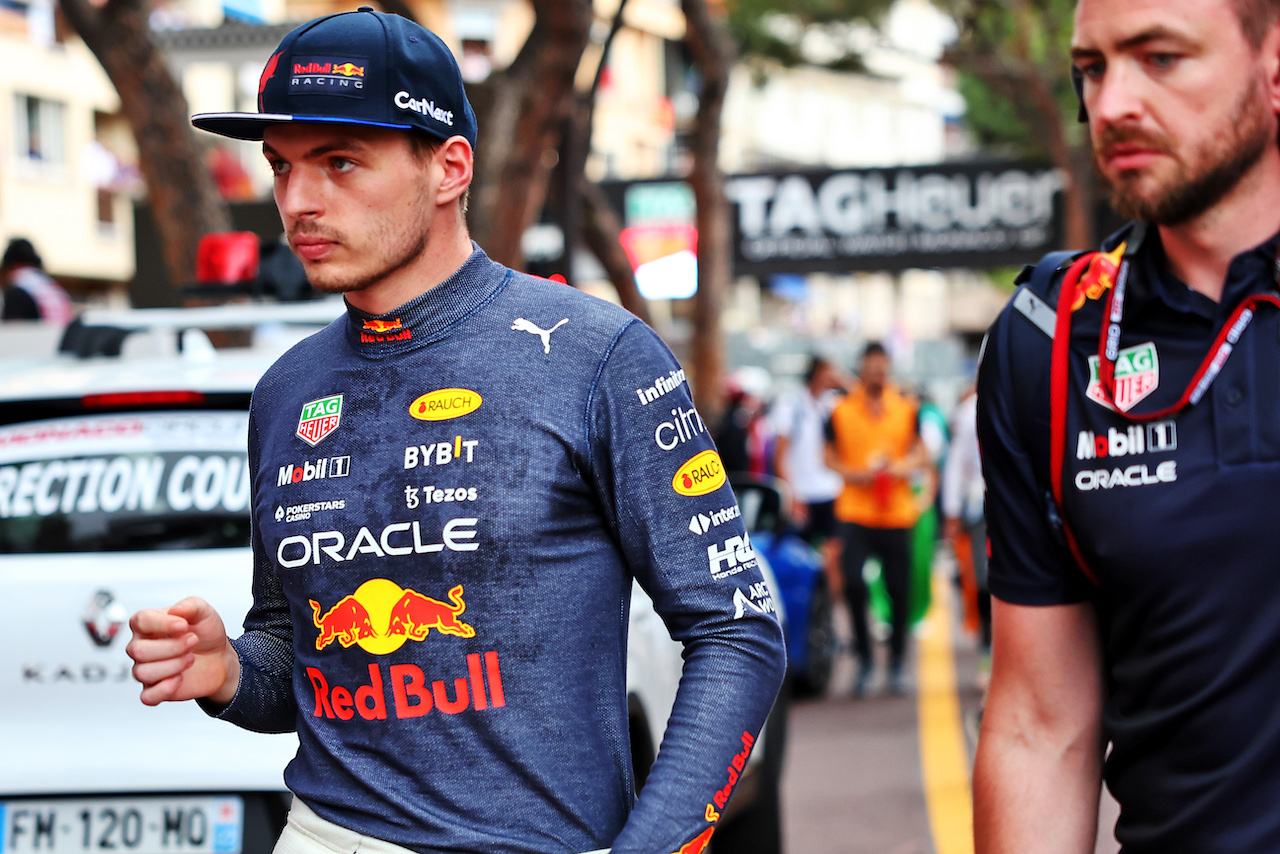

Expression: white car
xmin=0 ymin=304 xmax=783 ymax=854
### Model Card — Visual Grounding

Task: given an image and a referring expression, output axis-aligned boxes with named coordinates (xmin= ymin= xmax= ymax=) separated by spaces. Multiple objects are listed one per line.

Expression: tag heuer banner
xmin=723 ymin=161 xmax=1066 ymax=274
xmin=600 ymin=160 xmax=1066 ymax=277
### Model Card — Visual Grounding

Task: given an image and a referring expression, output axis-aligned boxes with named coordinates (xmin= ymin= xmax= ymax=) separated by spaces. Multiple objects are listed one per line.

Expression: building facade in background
xmin=0 ymin=1 xmax=136 ymax=299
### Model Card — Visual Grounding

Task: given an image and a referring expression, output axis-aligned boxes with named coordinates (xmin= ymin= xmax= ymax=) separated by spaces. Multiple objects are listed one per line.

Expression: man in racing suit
xmin=126 ymin=11 xmax=786 ymax=854
xmin=973 ymin=0 xmax=1280 ymax=851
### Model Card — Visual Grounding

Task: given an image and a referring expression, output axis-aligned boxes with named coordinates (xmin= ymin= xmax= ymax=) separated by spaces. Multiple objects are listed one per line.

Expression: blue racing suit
xmin=208 ymin=247 xmax=787 ymax=854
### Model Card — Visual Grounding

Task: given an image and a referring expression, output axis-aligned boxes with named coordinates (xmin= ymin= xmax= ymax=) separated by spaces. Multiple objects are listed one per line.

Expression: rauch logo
xmin=409 ymin=389 xmax=482 ymax=422
xmin=673 ymin=450 xmax=726 ymax=496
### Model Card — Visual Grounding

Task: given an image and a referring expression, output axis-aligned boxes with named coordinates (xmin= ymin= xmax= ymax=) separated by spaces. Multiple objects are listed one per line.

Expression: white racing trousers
xmin=273 ymin=799 xmax=609 ymax=854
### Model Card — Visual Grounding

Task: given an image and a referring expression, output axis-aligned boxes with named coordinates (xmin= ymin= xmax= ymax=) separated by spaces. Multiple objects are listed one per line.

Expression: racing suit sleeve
xmin=977 ymin=304 xmax=1094 ymax=606
xmin=197 ymin=403 xmax=298 ymax=733
xmin=587 ymin=320 xmax=787 ymax=854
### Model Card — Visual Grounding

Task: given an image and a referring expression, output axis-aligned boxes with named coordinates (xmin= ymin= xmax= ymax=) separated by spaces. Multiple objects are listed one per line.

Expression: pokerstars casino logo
xmin=1086 ymin=341 xmax=1159 ymax=412
xmin=297 ymin=395 xmax=342 ymax=446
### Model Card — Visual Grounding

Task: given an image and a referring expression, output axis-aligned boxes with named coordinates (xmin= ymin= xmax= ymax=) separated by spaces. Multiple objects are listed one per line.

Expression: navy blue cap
xmin=192 ymin=8 xmax=476 ymax=147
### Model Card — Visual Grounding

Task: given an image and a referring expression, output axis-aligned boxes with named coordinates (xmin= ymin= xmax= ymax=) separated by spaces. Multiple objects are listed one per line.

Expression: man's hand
xmin=126 ymin=598 xmax=241 ymax=708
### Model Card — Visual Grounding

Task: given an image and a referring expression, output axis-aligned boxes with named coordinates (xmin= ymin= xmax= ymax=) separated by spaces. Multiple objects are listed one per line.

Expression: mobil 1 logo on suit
xmin=1076 ymin=421 xmax=1177 ymax=460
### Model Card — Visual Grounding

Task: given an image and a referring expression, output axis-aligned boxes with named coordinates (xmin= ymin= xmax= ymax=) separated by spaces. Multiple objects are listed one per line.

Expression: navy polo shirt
xmin=978 ymin=225 xmax=1280 ymax=853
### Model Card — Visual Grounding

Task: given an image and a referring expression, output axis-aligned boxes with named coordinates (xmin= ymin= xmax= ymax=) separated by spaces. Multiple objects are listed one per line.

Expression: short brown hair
xmin=1235 ymin=0 xmax=1280 ymax=47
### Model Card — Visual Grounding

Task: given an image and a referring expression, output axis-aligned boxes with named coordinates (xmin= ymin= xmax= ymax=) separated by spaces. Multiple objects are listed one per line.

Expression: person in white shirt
xmin=771 ymin=356 xmax=847 ymax=592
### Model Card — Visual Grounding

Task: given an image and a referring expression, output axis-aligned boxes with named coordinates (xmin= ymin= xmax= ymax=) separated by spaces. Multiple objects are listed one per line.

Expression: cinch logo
xmin=708 ymin=534 xmax=756 ymax=579
xmin=1086 ymin=341 xmax=1159 ymax=412
xmin=404 ymin=437 xmax=479 ymax=468
xmin=410 ymin=389 xmax=482 ymax=421
xmin=394 ymin=91 xmax=454 ymax=126
xmin=1075 ymin=461 xmax=1177 ymax=491
xmin=305 ymin=653 xmax=504 ymax=721
xmin=1076 ymin=422 xmax=1177 ymax=460
xmin=309 ymin=579 xmax=474 ymax=653
xmin=297 ymin=395 xmax=342 ymax=446
xmin=636 ymin=369 xmax=687 ymax=405
xmin=656 ymin=406 xmax=707 ymax=451
xmin=674 ymin=450 xmax=726 ymax=496
xmin=278 ymin=455 xmax=351 ymax=486
xmin=276 ymin=518 xmax=478 ymax=568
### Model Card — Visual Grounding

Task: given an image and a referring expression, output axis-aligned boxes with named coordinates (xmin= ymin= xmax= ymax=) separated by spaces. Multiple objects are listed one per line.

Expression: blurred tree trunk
xmin=682 ymin=0 xmax=734 ymax=422
xmin=579 ymin=179 xmax=652 ymax=324
xmin=58 ymin=0 xmax=230 ymax=292
xmin=469 ymin=0 xmax=592 ymax=270
xmin=555 ymin=0 xmax=652 ymax=323
xmin=944 ymin=0 xmax=1094 ymax=249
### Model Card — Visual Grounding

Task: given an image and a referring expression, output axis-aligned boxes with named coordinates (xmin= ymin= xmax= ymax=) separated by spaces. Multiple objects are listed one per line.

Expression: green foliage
xmin=944 ymin=0 xmax=1087 ymax=154
xmin=725 ymin=0 xmax=897 ymax=69
xmin=956 ymin=70 xmax=1034 ymax=156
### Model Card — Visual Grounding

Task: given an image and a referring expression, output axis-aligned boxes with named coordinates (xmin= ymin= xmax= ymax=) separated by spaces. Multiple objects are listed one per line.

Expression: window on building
xmin=15 ymin=94 xmax=65 ymax=165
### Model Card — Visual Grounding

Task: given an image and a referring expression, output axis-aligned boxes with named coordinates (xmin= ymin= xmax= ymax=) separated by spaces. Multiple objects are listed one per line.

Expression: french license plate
xmin=0 ymin=796 xmax=242 ymax=854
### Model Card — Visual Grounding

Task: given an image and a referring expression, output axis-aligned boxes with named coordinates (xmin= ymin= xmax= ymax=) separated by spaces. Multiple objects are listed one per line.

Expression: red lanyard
xmin=1092 ymin=248 xmax=1280 ymax=422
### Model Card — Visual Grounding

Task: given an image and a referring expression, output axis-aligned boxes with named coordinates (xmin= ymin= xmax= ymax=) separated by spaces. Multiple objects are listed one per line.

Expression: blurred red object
xmin=196 ymin=232 xmax=259 ymax=284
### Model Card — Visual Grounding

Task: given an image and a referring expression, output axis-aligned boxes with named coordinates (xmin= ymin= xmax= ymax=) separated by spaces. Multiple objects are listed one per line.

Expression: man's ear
xmin=435 ymin=136 xmax=473 ymax=205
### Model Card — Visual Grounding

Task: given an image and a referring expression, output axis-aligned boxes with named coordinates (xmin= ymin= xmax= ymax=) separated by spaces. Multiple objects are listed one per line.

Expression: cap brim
xmin=192 ymin=112 xmax=415 ymax=141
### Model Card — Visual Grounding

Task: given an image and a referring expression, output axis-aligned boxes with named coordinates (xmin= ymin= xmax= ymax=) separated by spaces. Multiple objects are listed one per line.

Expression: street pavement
xmin=778 ymin=556 xmax=1121 ymax=854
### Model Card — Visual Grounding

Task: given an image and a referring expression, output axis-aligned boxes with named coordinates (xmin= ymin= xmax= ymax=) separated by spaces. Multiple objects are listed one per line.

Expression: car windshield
xmin=0 ymin=412 xmax=251 ymax=553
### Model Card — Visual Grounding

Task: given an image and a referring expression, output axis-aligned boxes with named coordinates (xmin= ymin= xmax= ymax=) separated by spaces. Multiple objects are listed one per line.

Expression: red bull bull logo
xmin=363 ymin=318 xmax=403 ymax=333
xmin=670 ymin=828 xmax=715 ymax=854
xmin=333 ymin=62 xmax=366 ymax=77
xmin=309 ymin=580 xmax=474 ymax=652
xmin=1071 ymin=242 xmax=1127 ymax=310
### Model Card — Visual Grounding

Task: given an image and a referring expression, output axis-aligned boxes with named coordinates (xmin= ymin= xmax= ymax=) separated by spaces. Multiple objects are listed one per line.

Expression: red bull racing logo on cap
xmin=296 ymin=394 xmax=342 ymax=446
xmin=290 ymin=56 xmax=367 ymax=98
xmin=310 ymin=579 xmax=473 ymax=653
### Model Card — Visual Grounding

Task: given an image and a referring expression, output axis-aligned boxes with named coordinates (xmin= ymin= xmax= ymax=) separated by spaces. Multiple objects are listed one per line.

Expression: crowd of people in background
xmin=715 ymin=344 xmax=989 ymax=697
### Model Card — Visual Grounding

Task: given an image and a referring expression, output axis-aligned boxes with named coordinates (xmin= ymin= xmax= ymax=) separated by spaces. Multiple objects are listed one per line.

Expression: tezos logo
xmin=673 ymin=450 xmax=726 ymax=496
xmin=297 ymin=395 xmax=343 ymax=446
xmin=410 ymin=389 xmax=482 ymax=422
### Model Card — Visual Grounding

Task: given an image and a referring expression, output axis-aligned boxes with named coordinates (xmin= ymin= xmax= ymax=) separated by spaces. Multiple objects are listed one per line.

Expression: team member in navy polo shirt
xmin=973 ymin=0 xmax=1280 ymax=851
xmin=125 ymin=10 xmax=785 ymax=854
